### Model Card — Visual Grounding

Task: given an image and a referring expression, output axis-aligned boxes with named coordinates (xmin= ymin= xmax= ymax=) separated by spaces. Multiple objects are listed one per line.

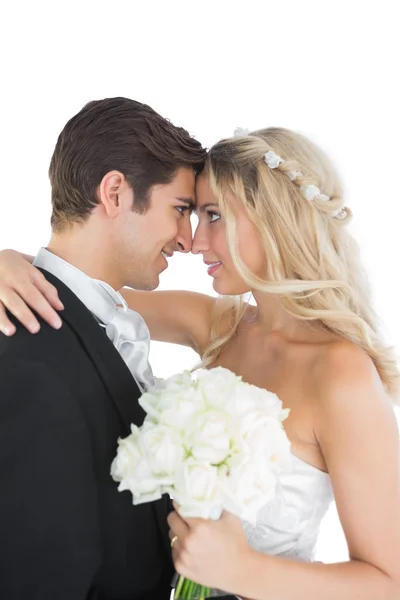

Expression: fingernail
xmin=29 ymin=322 xmax=40 ymax=333
xmin=58 ymin=303 xmax=65 ymax=310
xmin=3 ymin=325 xmax=15 ymax=336
xmin=53 ymin=319 xmax=62 ymax=329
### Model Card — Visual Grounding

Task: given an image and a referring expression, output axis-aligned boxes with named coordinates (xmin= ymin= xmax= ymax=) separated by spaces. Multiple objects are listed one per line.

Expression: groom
xmin=0 ymin=97 xmax=206 ymax=599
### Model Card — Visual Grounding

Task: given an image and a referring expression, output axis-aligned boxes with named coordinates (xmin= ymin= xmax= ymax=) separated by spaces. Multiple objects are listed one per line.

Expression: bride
xmin=1 ymin=127 xmax=399 ymax=599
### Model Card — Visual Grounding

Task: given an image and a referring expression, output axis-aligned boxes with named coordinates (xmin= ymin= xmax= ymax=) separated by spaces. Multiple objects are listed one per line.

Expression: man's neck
xmin=47 ymin=228 xmax=122 ymax=290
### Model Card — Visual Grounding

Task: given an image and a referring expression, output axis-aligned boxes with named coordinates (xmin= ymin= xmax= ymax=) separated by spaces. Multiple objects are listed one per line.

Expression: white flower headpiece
xmin=233 ymin=129 xmax=347 ymax=220
xmin=263 ymin=150 xmax=346 ymax=219
xmin=234 ymin=127 xmax=250 ymax=137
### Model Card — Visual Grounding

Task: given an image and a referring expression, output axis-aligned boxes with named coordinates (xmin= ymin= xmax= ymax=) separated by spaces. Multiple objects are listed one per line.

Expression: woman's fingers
xmin=0 ymin=284 xmax=62 ymax=334
xmin=20 ymin=283 xmax=63 ymax=330
xmin=0 ymin=250 xmax=64 ymax=334
xmin=167 ymin=510 xmax=190 ymax=541
xmin=32 ymin=271 xmax=64 ymax=311
xmin=0 ymin=287 xmax=39 ymax=333
xmin=0 ymin=301 xmax=16 ymax=336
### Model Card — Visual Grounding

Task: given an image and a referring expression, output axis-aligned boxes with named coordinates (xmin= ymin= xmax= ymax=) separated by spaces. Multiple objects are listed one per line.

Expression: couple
xmin=0 ymin=97 xmax=400 ymax=600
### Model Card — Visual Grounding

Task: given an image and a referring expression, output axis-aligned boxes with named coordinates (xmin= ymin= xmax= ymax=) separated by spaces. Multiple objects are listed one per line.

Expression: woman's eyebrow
xmin=195 ymin=202 xmax=218 ymax=214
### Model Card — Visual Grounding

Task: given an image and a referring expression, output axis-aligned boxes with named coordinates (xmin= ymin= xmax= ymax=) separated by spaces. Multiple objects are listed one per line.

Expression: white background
xmin=1 ymin=0 xmax=399 ymax=563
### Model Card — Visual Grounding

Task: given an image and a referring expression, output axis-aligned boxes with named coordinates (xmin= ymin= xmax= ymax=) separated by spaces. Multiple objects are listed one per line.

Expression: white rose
xmin=138 ymin=389 xmax=165 ymax=421
xmin=111 ymin=426 xmax=167 ymax=504
xmin=139 ymin=371 xmax=194 ymax=421
xmin=158 ymin=387 xmax=206 ymax=430
xmin=170 ymin=459 xmax=223 ymax=519
xmin=238 ymin=409 xmax=270 ymax=453
xmin=139 ymin=422 xmax=184 ymax=477
xmin=140 ymin=374 xmax=207 ymax=430
xmin=220 ymin=455 xmax=277 ymax=524
xmin=110 ymin=426 xmax=142 ymax=485
xmin=185 ymin=409 xmax=233 ymax=464
xmin=195 ymin=367 xmax=242 ymax=409
xmin=261 ymin=417 xmax=292 ymax=471
xmin=239 ymin=410 xmax=292 ymax=470
xmin=228 ymin=381 xmax=287 ymax=421
xmin=163 ymin=370 xmax=194 ymax=390
xmin=128 ymin=455 xmax=166 ymax=504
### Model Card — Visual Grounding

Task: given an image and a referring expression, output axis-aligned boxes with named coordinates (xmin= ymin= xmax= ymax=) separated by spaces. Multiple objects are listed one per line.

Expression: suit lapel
xmin=39 ymin=269 xmax=145 ymax=433
xmin=39 ymin=269 xmax=172 ymax=557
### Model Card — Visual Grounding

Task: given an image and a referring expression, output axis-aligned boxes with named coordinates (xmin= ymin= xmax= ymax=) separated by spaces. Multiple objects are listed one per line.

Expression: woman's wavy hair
xmin=200 ymin=127 xmax=399 ymax=401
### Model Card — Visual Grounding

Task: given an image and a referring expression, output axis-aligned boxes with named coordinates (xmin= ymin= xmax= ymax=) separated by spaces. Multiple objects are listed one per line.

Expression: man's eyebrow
xmin=175 ymin=197 xmax=195 ymax=210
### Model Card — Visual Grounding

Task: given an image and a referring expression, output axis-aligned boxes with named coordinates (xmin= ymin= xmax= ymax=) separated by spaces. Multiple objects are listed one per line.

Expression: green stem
xmin=174 ymin=576 xmax=209 ymax=600
xmin=175 ymin=575 xmax=185 ymax=599
xmin=183 ymin=577 xmax=192 ymax=600
xmin=185 ymin=577 xmax=192 ymax=599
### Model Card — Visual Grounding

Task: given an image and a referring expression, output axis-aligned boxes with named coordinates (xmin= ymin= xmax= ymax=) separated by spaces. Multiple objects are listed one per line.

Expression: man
xmin=0 ymin=97 xmax=206 ymax=599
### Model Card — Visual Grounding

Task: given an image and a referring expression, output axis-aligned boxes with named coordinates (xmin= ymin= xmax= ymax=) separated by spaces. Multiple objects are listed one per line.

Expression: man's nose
xmin=175 ymin=215 xmax=193 ymax=253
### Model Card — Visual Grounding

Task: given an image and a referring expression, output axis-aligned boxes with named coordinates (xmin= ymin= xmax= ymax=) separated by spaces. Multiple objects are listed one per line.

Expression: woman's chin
xmin=212 ymin=278 xmax=250 ymax=297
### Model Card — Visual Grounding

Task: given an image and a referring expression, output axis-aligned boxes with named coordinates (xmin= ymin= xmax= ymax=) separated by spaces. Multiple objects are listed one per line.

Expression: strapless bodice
xmin=243 ymin=454 xmax=333 ymax=561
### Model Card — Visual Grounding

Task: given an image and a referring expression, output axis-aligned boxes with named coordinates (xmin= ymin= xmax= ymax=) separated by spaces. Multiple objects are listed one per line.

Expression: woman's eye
xmin=208 ymin=211 xmax=221 ymax=223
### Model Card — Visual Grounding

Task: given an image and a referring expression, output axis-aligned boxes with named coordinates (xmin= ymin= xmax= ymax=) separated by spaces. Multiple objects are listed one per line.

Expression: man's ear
xmin=97 ymin=170 xmax=132 ymax=217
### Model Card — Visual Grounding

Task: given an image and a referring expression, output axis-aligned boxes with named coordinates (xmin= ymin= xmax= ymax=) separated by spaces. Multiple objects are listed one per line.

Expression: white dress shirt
xmin=33 ymin=248 xmax=154 ymax=391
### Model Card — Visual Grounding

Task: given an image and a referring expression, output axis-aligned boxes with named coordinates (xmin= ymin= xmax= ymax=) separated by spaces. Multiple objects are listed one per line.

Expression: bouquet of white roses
xmin=111 ymin=367 xmax=291 ymax=600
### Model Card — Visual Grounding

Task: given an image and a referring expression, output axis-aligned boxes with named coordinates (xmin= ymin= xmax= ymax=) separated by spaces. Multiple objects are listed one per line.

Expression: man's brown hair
xmin=49 ymin=97 xmax=207 ymax=230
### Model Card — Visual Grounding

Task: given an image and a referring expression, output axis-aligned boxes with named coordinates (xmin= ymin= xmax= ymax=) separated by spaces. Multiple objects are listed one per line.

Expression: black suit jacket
xmin=0 ymin=269 xmax=173 ymax=600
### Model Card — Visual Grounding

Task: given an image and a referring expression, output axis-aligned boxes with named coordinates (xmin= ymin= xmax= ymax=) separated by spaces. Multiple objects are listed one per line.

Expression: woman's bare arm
xmin=121 ymin=288 xmax=215 ymax=352
xmin=0 ymin=250 xmax=215 ymax=352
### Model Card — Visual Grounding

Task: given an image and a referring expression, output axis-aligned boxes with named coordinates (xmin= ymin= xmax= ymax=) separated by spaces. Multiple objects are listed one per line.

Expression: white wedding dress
xmin=243 ymin=453 xmax=334 ymax=561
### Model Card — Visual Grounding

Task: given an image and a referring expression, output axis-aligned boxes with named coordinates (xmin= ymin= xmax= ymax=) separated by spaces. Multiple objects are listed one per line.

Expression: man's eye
xmin=176 ymin=206 xmax=189 ymax=215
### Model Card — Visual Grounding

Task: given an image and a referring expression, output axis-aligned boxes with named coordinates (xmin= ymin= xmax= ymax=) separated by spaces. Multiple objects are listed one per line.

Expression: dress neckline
xmin=291 ymin=452 xmax=330 ymax=477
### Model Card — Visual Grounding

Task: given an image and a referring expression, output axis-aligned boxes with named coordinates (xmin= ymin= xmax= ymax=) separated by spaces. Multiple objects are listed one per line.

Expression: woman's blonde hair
xmin=201 ymin=127 xmax=400 ymax=400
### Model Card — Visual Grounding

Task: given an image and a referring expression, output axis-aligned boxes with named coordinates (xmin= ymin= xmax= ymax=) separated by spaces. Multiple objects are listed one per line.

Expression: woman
xmin=1 ymin=127 xmax=399 ymax=599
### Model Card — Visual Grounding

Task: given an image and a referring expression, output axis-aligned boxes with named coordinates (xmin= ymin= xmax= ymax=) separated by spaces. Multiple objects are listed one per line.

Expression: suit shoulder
xmin=0 ymin=314 xmax=74 ymax=359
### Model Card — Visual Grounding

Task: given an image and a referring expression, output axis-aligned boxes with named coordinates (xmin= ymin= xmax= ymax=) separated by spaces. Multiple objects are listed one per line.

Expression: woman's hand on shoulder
xmin=0 ymin=249 xmax=63 ymax=335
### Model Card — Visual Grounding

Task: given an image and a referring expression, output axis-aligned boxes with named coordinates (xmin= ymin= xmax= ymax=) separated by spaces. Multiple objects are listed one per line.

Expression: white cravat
xmin=33 ymin=248 xmax=155 ymax=391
